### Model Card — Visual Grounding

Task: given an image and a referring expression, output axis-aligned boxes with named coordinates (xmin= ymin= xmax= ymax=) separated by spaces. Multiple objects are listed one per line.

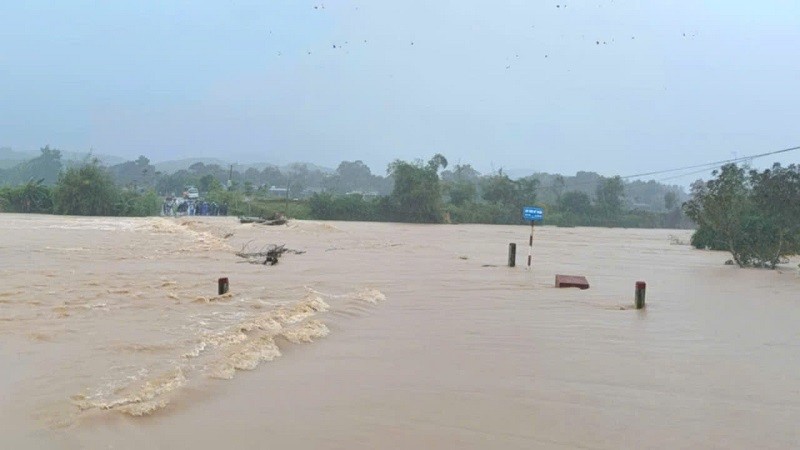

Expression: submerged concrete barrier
xmin=555 ymin=275 xmax=590 ymax=290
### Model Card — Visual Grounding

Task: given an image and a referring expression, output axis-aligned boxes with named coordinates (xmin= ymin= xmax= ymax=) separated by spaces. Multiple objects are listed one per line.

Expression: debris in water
xmin=239 ymin=213 xmax=287 ymax=226
xmin=236 ymin=243 xmax=305 ymax=266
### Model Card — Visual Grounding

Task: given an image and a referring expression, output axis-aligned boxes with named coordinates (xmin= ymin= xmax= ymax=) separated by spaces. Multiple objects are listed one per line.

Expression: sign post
xmin=522 ymin=206 xmax=544 ymax=270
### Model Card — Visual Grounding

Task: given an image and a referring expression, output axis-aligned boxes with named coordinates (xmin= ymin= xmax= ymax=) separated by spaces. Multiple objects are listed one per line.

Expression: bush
xmin=690 ymin=224 xmax=727 ymax=250
xmin=0 ymin=180 xmax=53 ymax=213
xmin=53 ymin=164 xmax=118 ymax=216
xmin=0 ymin=188 xmax=9 ymax=212
xmin=242 ymin=197 xmax=311 ymax=219
xmin=309 ymin=193 xmax=381 ymax=221
xmin=114 ymin=190 xmax=161 ymax=217
xmin=685 ymin=163 xmax=800 ymax=268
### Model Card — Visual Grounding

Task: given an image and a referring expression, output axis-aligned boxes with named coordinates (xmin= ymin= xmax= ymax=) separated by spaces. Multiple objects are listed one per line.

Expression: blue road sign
xmin=523 ymin=206 xmax=544 ymax=222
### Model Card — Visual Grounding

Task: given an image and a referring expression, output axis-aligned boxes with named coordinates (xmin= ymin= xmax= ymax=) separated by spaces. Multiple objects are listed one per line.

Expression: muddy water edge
xmin=0 ymin=214 xmax=798 ymax=449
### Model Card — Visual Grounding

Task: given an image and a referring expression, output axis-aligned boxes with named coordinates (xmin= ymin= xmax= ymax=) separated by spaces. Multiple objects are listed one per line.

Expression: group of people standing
xmin=162 ymin=197 xmax=228 ymax=217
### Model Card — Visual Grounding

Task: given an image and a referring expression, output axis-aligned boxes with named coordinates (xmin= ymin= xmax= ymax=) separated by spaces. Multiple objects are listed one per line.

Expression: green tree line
xmin=0 ymin=150 xmax=159 ymax=217
xmin=1 ymin=147 xmax=694 ymax=229
xmin=309 ymin=154 xmax=693 ymax=228
xmin=684 ymin=163 xmax=800 ymax=268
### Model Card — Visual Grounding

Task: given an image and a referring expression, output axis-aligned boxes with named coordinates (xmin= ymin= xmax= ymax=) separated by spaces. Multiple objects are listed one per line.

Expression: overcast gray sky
xmin=1 ymin=1 xmax=798 ymax=181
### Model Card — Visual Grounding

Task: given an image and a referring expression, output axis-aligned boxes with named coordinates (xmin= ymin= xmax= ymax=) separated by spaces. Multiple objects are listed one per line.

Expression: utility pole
xmin=285 ymin=178 xmax=290 ymax=215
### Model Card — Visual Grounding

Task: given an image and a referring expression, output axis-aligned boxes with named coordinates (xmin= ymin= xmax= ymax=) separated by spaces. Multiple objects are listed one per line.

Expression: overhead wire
xmin=619 ymin=144 xmax=800 ymax=180
xmin=539 ymin=144 xmax=800 ymax=191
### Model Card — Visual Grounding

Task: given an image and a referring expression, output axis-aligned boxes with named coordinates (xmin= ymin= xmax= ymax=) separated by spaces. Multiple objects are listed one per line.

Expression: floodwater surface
xmin=0 ymin=214 xmax=798 ymax=449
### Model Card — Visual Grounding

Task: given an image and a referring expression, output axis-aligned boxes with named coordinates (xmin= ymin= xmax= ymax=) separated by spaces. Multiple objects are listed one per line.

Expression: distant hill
xmin=0 ymin=147 xmax=29 ymax=158
xmin=153 ymin=158 xmax=233 ymax=174
xmin=63 ymin=151 xmax=126 ymax=166
xmin=0 ymin=147 xmax=33 ymax=169
xmin=153 ymin=157 xmax=334 ymax=174
xmin=0 ymin=147 xmax=124 ymax=168
xmin=503 ymin=168 xmax=538 ymax=179
xmin=278 ymin=162 xmax=335 ymax=174
xmin=2 ymin=148 xmax=336 ymax=175
xmin=0 ymin=160 xmax=19 ymax=169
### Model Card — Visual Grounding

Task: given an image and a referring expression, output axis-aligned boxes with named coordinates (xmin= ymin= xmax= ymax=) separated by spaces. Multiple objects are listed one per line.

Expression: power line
xmin=656 ymin=166 xmax=721 ymax=183
xmin=541 ymin=144 xmax=800 ymax=191
xmin=619 ymin=144 xmax=800 ymax=180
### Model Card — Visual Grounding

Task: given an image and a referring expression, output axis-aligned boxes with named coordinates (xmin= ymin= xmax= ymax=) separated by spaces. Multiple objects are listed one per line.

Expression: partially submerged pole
xmin=521 ymin=206 xmax=543 ymax=271
xmin=218 ymin=277 xmax=229 ymax=295
xmin=527 ymin=221 xmax=534 ymax=270
xmin=508 ymin=243 xmax=517 ymax=267
xmin=635 ymin=281 xmax=646 ymax=309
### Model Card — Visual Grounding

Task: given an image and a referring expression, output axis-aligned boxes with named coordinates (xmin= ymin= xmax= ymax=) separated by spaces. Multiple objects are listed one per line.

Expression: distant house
xmin=268 ymin=186 xmax=288 ymax=197
xmin=346 ymin=191 xmax=379 ymax=198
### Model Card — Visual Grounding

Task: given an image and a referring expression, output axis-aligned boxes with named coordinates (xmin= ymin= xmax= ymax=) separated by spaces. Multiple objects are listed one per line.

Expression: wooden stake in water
xmin=635 ymin=281 xmax=646 ymax=309
xmin=527 ymin=221 xmax=534 ymax=270
xmin=508 ymin=243 xmax=517 ymax=267
xmin=218 ymin=277 xmax=229 ymax=295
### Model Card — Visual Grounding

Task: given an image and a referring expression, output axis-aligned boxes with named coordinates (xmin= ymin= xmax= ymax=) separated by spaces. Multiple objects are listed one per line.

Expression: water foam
xmin=71 ymin=287 xmax=382 ymax=419
xmin=72 ymin=367 xmax=187 ymax=417
xmin=201 ymin=294 xmax=331 ymax=379
xmin=139 ymin=218 xmax=232 ymax=252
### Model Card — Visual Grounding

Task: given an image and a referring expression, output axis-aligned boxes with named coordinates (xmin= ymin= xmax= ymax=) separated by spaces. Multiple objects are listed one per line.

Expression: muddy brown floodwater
xmin=0 ymin=213 xmax=798 ymax=449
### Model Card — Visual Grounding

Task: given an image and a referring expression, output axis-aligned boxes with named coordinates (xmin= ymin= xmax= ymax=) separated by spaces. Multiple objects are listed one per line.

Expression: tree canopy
xmin=386 ymin=154 xmax=448 ymax=223
xmin=1 ymin=147 xmax=697 ymax=229
xmin=53 ymin=163 xmax=119 ymax=216
xmin=684 ymin=163 xmax=800 ymax=268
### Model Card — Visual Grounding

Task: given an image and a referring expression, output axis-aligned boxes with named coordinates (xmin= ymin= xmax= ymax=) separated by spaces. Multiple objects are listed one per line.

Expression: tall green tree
xmin=53 ymin=162 xmax=119 ymax=216
xmin=10 ymin=146 xmax=63 ymax=185
xmin=595 ymin=176 xmax=625 ymax=215
xmin=552 ymin=174 xmax=566 ymax=203
xmin=516 ymin=176 xmax=539 ymax=205
xmin=481 ymin=171 xmax=517 ymax=205
xmin=441 ymin=163 xmax=480 ymax=183
xmin=664 ymin=191 xmax=679 ymax=210
xmin=560 ymin=191 xmax=592 ymax=216
xmin=747 ymin=163 xmax=800 ymax=265
xmin=387 ymin=154 xmax=447 ymax=223
xmin=684 ymin=164 xmax=749 ymax=263
xmin=333 ymin=160 xmax=373 ymax=193
xmin=442 ymin=163 xmax=480 ymax=207
xmin=198 ymin=173 xmax=223 ymax=193
xmin=481 ymin=171 xmax=538 ymax=207
xmin=684 ymin=163 xmax=800 ymax=268
xmin=446 ymin=180 xmax=477 ymax=206
xmin=109 ymin=155 xmax=156 ymax=189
